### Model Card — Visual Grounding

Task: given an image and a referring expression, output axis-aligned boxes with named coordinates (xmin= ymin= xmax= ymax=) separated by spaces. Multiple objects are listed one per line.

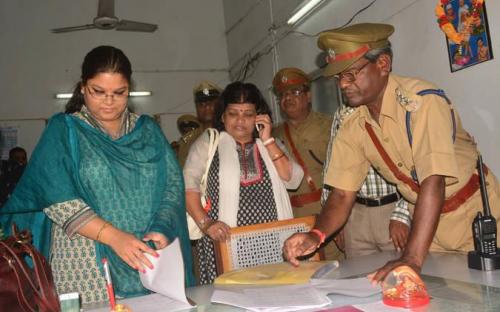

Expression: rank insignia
xmin=395 ymin=87 xmax=421 ymax=112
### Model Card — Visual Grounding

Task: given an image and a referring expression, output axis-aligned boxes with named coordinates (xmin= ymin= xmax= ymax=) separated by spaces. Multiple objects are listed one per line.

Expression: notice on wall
xmin=0 ymin=126 xmax=19 ymax=160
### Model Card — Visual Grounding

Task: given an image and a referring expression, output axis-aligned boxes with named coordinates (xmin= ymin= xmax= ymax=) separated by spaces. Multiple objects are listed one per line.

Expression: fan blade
xmin=116 ymin=20 xmax=158 ymax=32
xmin=51 ymin=24 xmax=97 ymax=33
xmin=97 ymin=0 xmax=115 ymax=18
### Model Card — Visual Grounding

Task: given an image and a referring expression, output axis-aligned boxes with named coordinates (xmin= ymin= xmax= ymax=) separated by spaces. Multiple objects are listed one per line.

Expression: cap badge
xmin=281 ymin=75 xmax=288 ymax=84
xmin=327 ymin=49 xmax=336 ymax=62
xmin=203 ymin=88 xmax=210 ymax=96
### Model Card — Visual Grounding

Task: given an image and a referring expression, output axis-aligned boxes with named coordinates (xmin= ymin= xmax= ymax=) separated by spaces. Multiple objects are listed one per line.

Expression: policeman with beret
xmin=177 ymin=81 xmax=222 ymax=167
xmin=283 ymin=23 xmax=500 ymax=282
xmin=272 ymin=67 xmax=343 ymax=261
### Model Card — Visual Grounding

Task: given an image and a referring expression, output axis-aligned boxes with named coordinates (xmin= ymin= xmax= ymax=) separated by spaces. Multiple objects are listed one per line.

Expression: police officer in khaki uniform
xmin=272 ymin=68 xmax=343 ymax=261
xmin=284 ymin=23 xmax=500 ymax=282
xmin=177 ymin=81 xmax=222 ymax=167
xmin=171 ymin=114 xmax=201 ymax=154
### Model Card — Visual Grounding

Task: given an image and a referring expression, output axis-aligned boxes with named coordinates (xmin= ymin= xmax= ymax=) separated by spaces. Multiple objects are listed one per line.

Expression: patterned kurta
xmin=197 ymin=142 xmax=278 ymax=284
xmin=43 ymin=110 xmax=138 ymax=304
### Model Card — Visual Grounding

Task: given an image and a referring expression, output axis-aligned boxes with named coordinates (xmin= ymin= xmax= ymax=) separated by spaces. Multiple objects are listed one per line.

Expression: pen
xmin=102 ymin=258 xmax=116 ymax=310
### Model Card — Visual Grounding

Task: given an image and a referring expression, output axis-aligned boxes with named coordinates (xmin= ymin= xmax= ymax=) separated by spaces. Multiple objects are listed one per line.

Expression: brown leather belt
xmin=290 ymin=189 xmax=322 ymax=207
xmin=356 ymin=193 xmax=400 ymax=207
xmin=441 ymin=166 xmax=488 ymax=213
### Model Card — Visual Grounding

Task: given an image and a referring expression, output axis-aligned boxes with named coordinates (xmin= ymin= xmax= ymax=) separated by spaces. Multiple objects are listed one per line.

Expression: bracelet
xmin=271 ymin=152 xmax=286 ymax=161
xmin=96 ymin=222 xmax=111 ymax=242
xmin=310 ymin=229 xmax=326 ymax=246
xmin=263 ymin=137 xmax=275 ymax=146
xmin=197 ymin=216 xmax=212 ymax=230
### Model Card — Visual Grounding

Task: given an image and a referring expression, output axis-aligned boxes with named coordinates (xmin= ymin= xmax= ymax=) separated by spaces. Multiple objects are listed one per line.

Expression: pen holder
xmin=59 ymin=293 xmax=80 ymax=312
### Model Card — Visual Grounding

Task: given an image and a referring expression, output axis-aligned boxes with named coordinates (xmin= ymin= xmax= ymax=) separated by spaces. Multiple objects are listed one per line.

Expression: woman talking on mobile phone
xmin=183 ymin=81 xmax=304 ymax=284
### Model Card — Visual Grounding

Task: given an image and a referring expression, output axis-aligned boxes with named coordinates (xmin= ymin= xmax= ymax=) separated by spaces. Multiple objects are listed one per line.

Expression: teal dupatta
xmin=1 ymin=113 xmax=194 ymax=296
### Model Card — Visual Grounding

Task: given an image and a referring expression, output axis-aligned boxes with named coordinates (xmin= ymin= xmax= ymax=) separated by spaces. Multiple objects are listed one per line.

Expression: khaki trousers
xmin=343 ymin=201 xmax=397 ymax=258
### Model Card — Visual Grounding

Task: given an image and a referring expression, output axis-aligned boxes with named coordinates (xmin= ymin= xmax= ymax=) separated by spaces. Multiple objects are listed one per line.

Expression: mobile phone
xmin=255 ymin=123 xmax=264 ymax=132
xmin=472 ymin=212 xmax=498 ymax=256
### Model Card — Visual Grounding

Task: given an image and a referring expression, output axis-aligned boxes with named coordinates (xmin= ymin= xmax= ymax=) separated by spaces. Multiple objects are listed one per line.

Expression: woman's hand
xmin=204 ymin=220 xmax=231 ymax=241
xmin=101 ymin=227 xmax=159 ymax=273
xmin=143 ymin=232 xmax=169 ymax=250
xmin=255 ymin=114 xmax=273 ymax=141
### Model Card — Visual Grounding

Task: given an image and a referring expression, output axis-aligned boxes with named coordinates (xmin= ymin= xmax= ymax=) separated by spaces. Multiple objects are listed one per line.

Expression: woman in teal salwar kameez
xmin=0 ymin=46 xmax=194 ymax=304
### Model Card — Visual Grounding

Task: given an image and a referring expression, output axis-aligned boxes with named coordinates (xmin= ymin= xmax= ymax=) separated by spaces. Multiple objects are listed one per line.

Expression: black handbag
xmin=0 ymin=224 xmax=61 ymax=312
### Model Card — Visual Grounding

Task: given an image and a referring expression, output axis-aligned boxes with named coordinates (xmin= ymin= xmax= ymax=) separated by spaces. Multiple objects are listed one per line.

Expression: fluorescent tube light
xmin=129 ymin=91 xmax=152 ymax=97
xmin=55 ymin=93 xmax=73 ymax=99
xmin=55 ymin=91 xmax=152 ymax=99
xmin=287 ymin=0 xmax=326 ymax=25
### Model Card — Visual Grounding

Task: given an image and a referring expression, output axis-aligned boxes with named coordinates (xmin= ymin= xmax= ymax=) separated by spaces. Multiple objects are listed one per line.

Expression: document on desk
xmin=353 ymin=300 xmax=406 ymax=311
xmin=87 ymin=293 xmax=193 ymax=312
xmin=311 ymin=277 xmax=381 ymax=297
xmin=139 ymin=238 xmax=193 ymax=306
xmin=212 ymin=284 xmax=331 ymax=311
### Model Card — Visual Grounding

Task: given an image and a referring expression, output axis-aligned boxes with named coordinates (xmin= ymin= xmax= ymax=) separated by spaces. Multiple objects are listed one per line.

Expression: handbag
xmin=0 ymin=224 xmax=61 ymax=312
xmin=187 ymin=128 xmax=220 ymax=240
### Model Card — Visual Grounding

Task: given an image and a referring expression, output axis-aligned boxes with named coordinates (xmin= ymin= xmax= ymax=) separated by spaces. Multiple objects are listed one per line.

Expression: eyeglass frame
xmin=333 ymin=60 xmax=373 ymax=84
xmin=85 ymin=86 xmax=129 ymax=102
xmin=276 ymin=87 xmax=308 ymax=101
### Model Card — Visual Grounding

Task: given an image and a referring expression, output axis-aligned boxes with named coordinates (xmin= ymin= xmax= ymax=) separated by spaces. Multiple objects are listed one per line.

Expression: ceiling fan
xmin=51 ymin=0 xmax=158 ymax=33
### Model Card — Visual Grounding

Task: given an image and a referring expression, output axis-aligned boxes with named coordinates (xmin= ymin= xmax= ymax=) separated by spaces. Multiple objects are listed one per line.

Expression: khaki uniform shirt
xmin=275 ymin=111 xmax=344 ymax=260
xmin=274 ymin=111 xmax=332 ymax=213
xmin=325 ymin=74 xmax=478 ymax=204
xmin=176 ymin=127 xmax=205 ymax=167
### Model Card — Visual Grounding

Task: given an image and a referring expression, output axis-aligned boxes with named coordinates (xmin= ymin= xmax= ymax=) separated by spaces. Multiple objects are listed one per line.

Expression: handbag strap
xmin=20 ymin=241 xmax=60 ymax=312
xmin=200 ymin=128 xmax=220 ymax=201
xmin=0 ymin=230 xmax=60 ymax=312
xmin=1 ymin=240 xmax=39 ymax=312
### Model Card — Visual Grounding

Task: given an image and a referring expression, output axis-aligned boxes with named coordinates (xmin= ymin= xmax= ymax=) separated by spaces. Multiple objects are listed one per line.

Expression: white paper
xmin=87 ymin=293 xmax=192 ymax=312
xmin=353 ymin=300 xmax=407 ymax=311
xmin=212 ymin=284 xmax=331 ymax=312
xmin=139 ymin=238 xmax=191 ymax=305
xmin=311 ymin=277 xmax=381 ymax=297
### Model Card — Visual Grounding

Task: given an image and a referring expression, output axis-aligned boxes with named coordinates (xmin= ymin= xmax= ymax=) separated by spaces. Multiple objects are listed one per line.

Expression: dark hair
xmin=65 ymin=46 xmax=132 ymax=114
xmin=364 ymin=45 xmax=393 ymax=62
xmin=9 ymin=146 xmax=26 ymax=159
xmin=213 ymin=82 xmax=272 ymax=136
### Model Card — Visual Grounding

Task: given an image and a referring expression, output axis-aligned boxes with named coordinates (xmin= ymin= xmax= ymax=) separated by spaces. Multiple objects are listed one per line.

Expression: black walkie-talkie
xmin=472 ymin=155 xmax=498 ymax=255
xmin=468 ymin=154 xmax=500 ymax=270
xmin=472 ymin=212 xmax=497 ymax=255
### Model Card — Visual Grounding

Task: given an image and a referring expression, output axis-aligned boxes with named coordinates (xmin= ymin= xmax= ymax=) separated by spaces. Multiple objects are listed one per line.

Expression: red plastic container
xmin=382 ymin=265 xmax=430 ymax=308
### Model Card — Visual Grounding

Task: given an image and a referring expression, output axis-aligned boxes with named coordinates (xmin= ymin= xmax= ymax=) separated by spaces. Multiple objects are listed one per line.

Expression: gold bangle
xmin=96 ymin=222 xmax=111 ymax=242
xmin=271 ymin=152 xmax=286 ymax=161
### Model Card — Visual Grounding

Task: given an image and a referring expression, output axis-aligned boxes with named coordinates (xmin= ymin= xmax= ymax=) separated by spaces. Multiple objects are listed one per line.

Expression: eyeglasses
xmin=277 ymin=88 xmax=305 ymax=101
xmin=334 ymin=61 xmax=371 ymax=84
xmin=86 ymin=86 xmax=129 ymax=102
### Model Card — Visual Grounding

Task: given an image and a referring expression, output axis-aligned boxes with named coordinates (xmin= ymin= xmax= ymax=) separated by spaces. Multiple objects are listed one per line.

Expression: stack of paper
xmin=311 ymin=277 xmax=381 ymax=297
xmin=212 ymin=284 xmax=332 ymax=312
xmin=87 ymin=238 xmax=194 ymax=312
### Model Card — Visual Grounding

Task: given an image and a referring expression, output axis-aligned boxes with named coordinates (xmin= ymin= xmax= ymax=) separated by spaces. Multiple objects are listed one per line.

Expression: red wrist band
xmin=310 ymin=229 xmax=326 ymax=245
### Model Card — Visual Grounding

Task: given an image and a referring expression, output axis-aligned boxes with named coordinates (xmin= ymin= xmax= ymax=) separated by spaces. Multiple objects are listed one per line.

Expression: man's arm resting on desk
xmin=370 ymin=175 xmax=445 ymax=282
xmin=283 ymin=187 xmax=356 ymax=266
